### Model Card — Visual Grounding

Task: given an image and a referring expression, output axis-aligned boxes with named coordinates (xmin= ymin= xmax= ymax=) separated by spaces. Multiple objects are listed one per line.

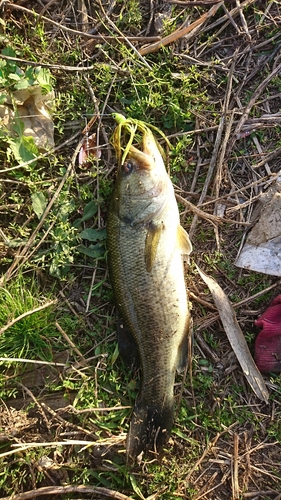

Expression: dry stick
xmin=194 ymin=280 xmax=281 ymax=332
xmin=200 ymin=172 xmax=279 ymax=208
xmin=86 ymin=0 xmax=117 ymax=37
xmin=190 ymin=121 xmax=203 ymax=192
xmin=55 ymin=322 xmax=85 ymax=359
xmin=139 ymin=2 xmax=223 ymax=56
xmin=185 ymin=422 xmax=238 ymax=483
xmin=196 ymin=0 xmax=256 ymax=58
xmin=214 ymin=49 xmax=237 ymax=200
xmin=83 ymin=76 xmax=103 ymax=225
xmin=0 ymin=53 xmax=97 ymax=72
xmin=226 ymin=191 xmax=261 ymax=214
xmin=195 ymin=471 xmax=230 ymax=500
xmin=168 ymin=0 xmax=223 ymax=4
xmin=203 ymin=0 xmax=256 ymax=34
xmin=222 ymin=3 xmax=241 ymax=35
xmin=0 ymin=300 xmax=57 ymax=336
xmin=252 ymin=136 xmax=271 ymax=175
xmin=42 ymin=403 xmax=102 ymax=437
xmin=5 ymin=2 xmax=160 ymax=43
xmin=0 ymin=138 xmax=84 ymax=285
xmin=227 ymin=61 xmax=281 ymax=157
xmin=232 ymin=433 xmax=240 ymax=500
xmin=96 ymin=0 xmax=151 ymax=69
xmin=167 ymin=112 xmax=281 ymax=141
xmin=86 ymin=266 xmax=97 ymax=313
xmin=189 ymin=114 xmax=225 ymax=239
xmin=177 ymin=194 xmax=222 ymax=225
xmin=59 ymin=290 xmax=80 ymax=317
xmin=212 ymin=51 xmax=237 ymax=246
xmin=251 ymin=145 xmax=281 ymax=171
xmin=0 ymin=357 xmax=66 ymax=366
xmin=243 ymin=492 xmax=280 ymax=499
xmin=176 ymin=194 xmax=250 ymax=226
xmin=17 ymin=383 xmax=50 ymax=430
xmin=0 ymin=485 xmax=133 ymax=500
xmin=236 ymin=0 xmax=251 ymax=40
xmin=188 ymin=291 xmax=217 ymax=311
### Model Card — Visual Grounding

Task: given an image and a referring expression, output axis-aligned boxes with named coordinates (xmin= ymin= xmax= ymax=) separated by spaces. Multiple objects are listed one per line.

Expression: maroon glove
xmin=254 ymin=295 xmax=281 ymax=372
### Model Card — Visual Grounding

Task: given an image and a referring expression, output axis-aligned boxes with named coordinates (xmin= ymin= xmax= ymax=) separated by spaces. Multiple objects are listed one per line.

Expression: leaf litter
xmin=1 ymin=1 xmax=281 ymax=499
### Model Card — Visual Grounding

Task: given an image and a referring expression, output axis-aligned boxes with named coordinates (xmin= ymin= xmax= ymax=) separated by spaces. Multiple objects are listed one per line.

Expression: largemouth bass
xmin=107 ymin=129 xmax=192 ymax=464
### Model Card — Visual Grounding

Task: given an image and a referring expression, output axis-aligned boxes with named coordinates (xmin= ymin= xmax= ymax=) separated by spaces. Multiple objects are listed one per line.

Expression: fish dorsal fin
xmin=145 ymin=221 xmax=163 ymax=273
xmin=177 ymin=225 xmax=192 ymax=263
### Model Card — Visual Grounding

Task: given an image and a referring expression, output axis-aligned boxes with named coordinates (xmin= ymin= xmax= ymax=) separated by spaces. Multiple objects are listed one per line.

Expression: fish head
xmin=113 ymin=130 xmax=171 ymax=224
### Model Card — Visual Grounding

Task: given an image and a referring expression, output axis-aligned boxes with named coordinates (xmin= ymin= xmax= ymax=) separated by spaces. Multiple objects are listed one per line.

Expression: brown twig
xmin=177 ymin=194 xmax=250 ymax=226
xmin=227 ymin=62 xmax=281 ymax=156
xmin=231 ymin=433 xmax=240 ymax=500
xmin=185 ymin=423 xmax=238 ymax=483
xmin=5 ymin=2 xmax=160 ymax=43
xmin=189 ymin=114 xmax=225 ymax=238
xmin=0 ymin=300 xmax=57 ymax=336
xmin=0 ymin=485 xmax=133 ymax=500
xmin=139 ymin=2 xmax=223 ymax=56
xmin=55 ymin=322 xmax=85 ymax=359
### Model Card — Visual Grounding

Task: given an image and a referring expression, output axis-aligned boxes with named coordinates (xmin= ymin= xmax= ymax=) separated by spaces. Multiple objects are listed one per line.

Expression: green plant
xmin=0 ymin=275 xmax=58 ymax=361
xmin=0 ymin=47 xmax=53 ymax=165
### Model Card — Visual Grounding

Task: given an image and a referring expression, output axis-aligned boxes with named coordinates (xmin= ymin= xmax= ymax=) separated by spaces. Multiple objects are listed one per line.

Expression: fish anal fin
xmin=177 ymin=225 xmax=192 ymax=263
xmin=145 ymin=221 xmax=163 ymax=272
xmin=117 ymin=318 xmax=140 ymax=370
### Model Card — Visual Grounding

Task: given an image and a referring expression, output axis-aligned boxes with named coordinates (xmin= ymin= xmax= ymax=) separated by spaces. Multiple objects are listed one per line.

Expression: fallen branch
xmin=0 ymin=485 xmax=133 ymax=500
xmin=139 ymin=2 xmax=223 ymax=56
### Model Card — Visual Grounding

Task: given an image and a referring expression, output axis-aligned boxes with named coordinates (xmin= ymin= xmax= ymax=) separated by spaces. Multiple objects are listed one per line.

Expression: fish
xmin=106 ymin=128 xmax=192 ymax=464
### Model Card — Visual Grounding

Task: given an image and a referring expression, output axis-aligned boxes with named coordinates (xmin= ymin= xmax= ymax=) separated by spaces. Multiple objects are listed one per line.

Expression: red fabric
xmin=254 ymin=295 xmax=281 ymax=372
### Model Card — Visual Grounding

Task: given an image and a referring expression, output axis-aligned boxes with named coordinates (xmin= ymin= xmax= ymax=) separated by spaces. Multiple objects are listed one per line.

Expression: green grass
xmin=0 ymin=274 xmax=58 ymax=362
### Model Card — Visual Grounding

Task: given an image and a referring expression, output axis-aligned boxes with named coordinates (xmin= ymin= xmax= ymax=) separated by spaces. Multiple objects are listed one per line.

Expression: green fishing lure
xmin=111 ymin=113 xmax=171 ymax=165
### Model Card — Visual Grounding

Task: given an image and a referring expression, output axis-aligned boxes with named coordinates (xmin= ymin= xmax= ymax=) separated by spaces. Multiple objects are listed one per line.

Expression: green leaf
xmin=2 ymin=47 xmax=16 ymax=57
xmin=0 ymin=93 xmax=7 ymax=104
xmin=129 ymin=474 xmax=146 ymax=500
xmin=11 ymin=119 xmax=24 ymax=138
xmin=35 ymin=67 xmax=53 ymax=92
xmin=79 ymin=228 xmax=106 ymax=242
xmin=8 ymin=73 xmax=21 ymax=81
xmin=14 ymin=78 xmax=30 ymax=90
xmin=7 ymin=135 xmax=38 ymax=164
xmin=31 ymin=192 xmax=47 ymax=219
xmin=72 ymin=218 xmax=83 ymax=228
xmin=77 ymin=243 xmax=105 ymax=259
xmin=6 ymin=238 xmax=28 ymax=248
xmin=81 ymin=200 xmax=98 ymax=222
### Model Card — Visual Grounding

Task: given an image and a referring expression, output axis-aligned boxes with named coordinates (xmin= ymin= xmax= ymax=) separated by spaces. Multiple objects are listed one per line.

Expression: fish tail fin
xmin=126 ymin=398 xmax=174 ymax=465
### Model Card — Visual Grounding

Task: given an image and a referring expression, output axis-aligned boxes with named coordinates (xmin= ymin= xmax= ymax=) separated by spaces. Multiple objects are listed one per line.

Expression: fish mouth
xmin=126 ymin=130 xmax=163 ymax=170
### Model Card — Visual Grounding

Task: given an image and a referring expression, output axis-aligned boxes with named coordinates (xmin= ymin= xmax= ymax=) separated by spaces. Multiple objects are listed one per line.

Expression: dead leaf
xmin=196 ymin=264 xmax=269 ymax=403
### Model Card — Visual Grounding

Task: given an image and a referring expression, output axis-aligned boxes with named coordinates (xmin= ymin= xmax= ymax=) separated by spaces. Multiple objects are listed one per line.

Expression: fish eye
xmin=122 ymin=160 xmax=134 ymax=174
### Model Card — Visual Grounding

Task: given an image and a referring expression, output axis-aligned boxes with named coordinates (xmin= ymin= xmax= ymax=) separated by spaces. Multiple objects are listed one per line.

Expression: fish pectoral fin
xmin=177 ymin=225 xmax=192 ymax=263
xmin=145 ymin=221 xmax=163 ymax=272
